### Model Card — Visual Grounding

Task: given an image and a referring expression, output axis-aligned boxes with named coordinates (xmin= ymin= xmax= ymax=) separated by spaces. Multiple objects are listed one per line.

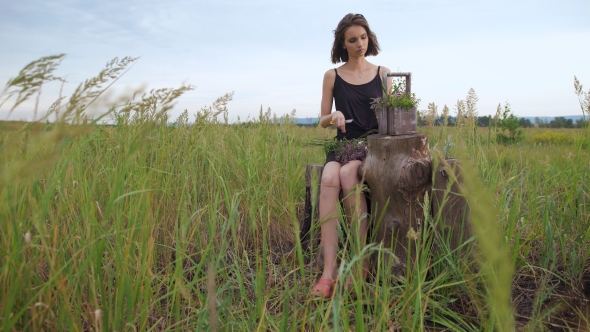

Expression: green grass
xmin=1 ymin=56 xmax=589 ymax=331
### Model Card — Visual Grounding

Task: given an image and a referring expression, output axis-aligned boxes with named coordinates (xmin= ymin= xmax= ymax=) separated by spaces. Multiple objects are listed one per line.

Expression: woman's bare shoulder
xmin=324 ymin=68 xmax=336 ymax=79
xmin=379 ymin=66 xmax=392 ymax=74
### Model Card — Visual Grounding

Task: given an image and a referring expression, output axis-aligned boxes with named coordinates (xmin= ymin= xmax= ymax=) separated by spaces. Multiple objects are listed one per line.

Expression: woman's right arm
xmin=319 ymin=70 xmax=345 ymax=132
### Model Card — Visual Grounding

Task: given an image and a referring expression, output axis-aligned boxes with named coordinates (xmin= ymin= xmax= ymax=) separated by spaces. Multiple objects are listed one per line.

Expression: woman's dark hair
xmin=331 ymin=13 xmax=380 ymax=64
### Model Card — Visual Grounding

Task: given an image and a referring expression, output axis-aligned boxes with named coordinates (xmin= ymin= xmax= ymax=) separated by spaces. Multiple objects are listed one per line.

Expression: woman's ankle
xmin=320 ymin=268 xmax=338 ymax=281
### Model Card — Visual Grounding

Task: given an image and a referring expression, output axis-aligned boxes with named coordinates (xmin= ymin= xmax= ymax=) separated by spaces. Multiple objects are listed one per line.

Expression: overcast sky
xmin=1 ymin=0 xmax=589 ymax=122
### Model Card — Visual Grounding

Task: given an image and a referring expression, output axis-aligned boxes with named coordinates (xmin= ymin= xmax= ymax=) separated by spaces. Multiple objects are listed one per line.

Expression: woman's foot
xmin=311 ymin=278 xmax=335 ymax=298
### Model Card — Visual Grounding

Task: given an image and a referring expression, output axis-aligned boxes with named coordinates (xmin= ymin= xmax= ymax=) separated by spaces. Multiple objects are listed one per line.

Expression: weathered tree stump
xmin=300 ymin=164 xmax=323 ymax=261
xmin=359 ymin=133 xmax=432 ymax=272
xmin=431 ymin=158 xmax=472 ymax=255
xmin=300 ymin=136 xmax=472 ymax=275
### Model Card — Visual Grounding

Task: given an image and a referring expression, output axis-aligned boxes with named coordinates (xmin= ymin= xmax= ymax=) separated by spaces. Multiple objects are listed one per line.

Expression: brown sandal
xmin=311 ymin=278 xmax=335 ymax=298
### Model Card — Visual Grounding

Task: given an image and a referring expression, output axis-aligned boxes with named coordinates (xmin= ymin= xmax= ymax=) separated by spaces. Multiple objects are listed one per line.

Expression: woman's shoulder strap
xmin=333 ymin=68 xmax=340 ymax=83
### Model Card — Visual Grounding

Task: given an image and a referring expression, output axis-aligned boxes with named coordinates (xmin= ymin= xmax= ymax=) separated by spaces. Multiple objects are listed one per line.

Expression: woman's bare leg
xmin=339 ymin=160 xmax=368 ymax=261
xmin=318 ymin=161 xmax=342 ymax=281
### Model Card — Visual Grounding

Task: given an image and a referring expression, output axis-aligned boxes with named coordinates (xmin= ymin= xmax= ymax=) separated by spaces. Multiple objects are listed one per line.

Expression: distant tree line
xmin=531 ymin=117 xmax=588 ymax=128
xmin=416 ymin=114 xmax=588 ymax=129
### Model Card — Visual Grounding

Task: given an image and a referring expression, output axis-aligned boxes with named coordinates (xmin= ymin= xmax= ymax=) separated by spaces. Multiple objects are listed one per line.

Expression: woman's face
xmin=343 ymin=25 xmax=368 ymax=58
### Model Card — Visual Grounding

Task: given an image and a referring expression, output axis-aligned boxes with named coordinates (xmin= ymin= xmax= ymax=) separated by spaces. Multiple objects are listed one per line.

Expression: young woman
xmin=311 ymin=13 xmax=390 ymax=298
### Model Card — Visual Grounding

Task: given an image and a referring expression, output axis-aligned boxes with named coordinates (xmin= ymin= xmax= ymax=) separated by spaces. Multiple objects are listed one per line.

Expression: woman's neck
xmin=344 ymin=56 xmax=368 ymax=72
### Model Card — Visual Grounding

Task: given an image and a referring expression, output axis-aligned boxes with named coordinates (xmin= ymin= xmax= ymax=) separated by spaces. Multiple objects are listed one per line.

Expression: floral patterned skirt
xmin=324 ymin=139 xmax=368 ymax=165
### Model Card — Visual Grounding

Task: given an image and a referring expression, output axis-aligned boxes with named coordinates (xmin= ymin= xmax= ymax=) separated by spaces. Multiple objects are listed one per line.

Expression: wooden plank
xmin=301 ymin=164 xmax=324 ymax=254
xmin=382 ymin=72 xmax=412 ymax=94
xmin=389 ymin=107 xmax=417 ymax=135
xmin=385 ymin=72 xmax=412 ymax=77
xmin=378 ymin=107 xmax=388 ymax=135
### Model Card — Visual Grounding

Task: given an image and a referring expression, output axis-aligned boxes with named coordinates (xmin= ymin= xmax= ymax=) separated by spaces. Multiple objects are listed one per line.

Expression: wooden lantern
xmin=378 ymin=72 xmax=417 ymax=136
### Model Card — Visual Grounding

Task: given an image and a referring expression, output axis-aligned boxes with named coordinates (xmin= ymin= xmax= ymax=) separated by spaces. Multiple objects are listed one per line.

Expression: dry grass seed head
xmin=0 ymin=54 xmax=65 ymax=114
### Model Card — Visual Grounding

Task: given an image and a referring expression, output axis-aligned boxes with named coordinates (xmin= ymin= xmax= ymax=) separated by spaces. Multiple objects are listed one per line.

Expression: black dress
xmin=325 ymin=66 xmax=382 ymax=164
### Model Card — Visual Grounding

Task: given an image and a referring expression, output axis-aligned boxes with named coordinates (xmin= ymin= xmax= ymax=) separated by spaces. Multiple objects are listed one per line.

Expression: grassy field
xmin=1 ymin=57 xmax=590 ymax=331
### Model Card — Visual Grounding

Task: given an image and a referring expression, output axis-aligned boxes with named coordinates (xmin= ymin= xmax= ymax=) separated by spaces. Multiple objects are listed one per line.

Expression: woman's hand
xmin=331 ymin=111 xmax=346 ymax=133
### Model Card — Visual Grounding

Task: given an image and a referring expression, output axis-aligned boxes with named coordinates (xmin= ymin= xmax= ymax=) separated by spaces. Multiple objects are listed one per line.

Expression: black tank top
xmin=333 ymin=66 xmax=381 ymax=140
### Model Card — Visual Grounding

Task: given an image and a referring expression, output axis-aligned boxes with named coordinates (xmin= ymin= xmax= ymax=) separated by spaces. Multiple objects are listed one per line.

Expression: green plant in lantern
xmin=371 ymin=78 xmax=420 ymax=112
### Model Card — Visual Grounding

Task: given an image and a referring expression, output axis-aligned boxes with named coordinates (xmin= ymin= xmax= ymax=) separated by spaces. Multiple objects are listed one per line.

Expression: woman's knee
xmin=339 ymin=165 xmax=360 ymax=190
xmin=321 ymin=170 xmax=340 ymax=189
